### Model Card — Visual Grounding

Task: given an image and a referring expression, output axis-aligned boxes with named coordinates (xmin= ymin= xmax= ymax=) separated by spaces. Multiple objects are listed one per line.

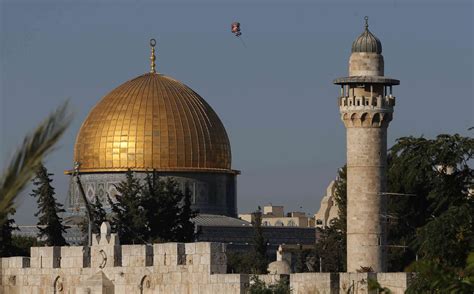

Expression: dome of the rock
xmin=74 ymin=73 xmax=232 ymax=173
xmin=68 ymin=41 xmax=238 ymax=217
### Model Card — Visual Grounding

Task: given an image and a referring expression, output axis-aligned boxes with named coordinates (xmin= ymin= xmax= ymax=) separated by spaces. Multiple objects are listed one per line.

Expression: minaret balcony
xmin=339 ymin=95 xmax=395 ymax=112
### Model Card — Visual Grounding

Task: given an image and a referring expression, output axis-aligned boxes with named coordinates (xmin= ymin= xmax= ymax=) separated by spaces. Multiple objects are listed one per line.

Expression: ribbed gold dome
xmin=74 ymin=73 xmax=233 ymax=173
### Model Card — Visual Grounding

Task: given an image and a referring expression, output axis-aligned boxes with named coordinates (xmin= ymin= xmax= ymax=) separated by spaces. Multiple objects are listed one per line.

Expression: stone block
xmin=1 ymin=257 xmax=21 ymax=269
xmin=377 ymin=272 xmax=414 ymax=294
xmin=163 ymin=242 xmax=181 ymax=255
xmin=153 ymin=243 xmax=185 ymax=267
xmin=91 ymin=245 xmax=121 ymax=268
xmin=290 ymin=273 xmax=338 ymax=294
xmin=30 ymin=247 xmax=60 ymax=268
xmin=186 ymin=254 xmax=194 ymax=266
xmin=61 ymin=246 xmax=89 ymax=268
xmin=170 ymin=272 xmax=182 ymax=284
xmin=121 ymin=244 xmax=152 ymax=267
xmin=195 ymin=242 xmax=212 ymax=254
xmin=185 ymin=243 xmax=196 ymax=254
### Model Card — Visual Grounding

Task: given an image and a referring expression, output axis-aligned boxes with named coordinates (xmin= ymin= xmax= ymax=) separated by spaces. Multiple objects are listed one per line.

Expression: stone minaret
xmin=334 ymin=17 xmax=399 ymax=272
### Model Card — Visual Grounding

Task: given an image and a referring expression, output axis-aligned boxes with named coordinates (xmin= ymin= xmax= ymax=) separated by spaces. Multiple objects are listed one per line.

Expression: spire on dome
xmin=149 ymin=38 xmax=157 ymax=74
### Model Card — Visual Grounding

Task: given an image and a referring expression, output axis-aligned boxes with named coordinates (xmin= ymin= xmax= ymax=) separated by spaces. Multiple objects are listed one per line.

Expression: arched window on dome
xmin=275 ymin=220 xmax=284 ymax=227
xmin=287 ymin=220 xmax=296 ymax=227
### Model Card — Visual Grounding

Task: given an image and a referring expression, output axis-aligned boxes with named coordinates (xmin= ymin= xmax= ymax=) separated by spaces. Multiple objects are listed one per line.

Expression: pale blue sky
xmin=1 ymin=0 xmax=472 ymax=224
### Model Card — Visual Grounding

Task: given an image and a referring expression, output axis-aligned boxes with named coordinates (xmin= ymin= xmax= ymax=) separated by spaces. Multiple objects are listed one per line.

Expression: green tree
xmin=312 ymin=166 xmax=347 ymax=272
xmin=0 ymin=211 xmax=17 ymax=257
xmin=227 ymin=251 xmax=256 ymax=274
xmin=332 ymin=166 xmax=347 ymax=235
xmin=90 ymin=195 xmax=107 ymax=234
xmin=31 ymin=164 xmax=68 ymax=246
xmin=406 ymin=253 xmax=474 ymax=293
xmin=415 ymin=202 xmax=473 ymax=268
xmin=11 ymin=235 xmax=44 ymax=256
xmin=386 ymin=134 xmax=473 ymax=271
xmin=142 ymin=172 xmax=198 ymax=242
xmin=314 ymin=220 xmax=346 ymax=272
xmin=252 ymin=206 xmax=268 ymax=274
xmin=226 ymin=207 xmax=269 ymax=274
xmin=294 ymin=247 xmax=306 ymax=273
xmin=80 ymin=194 xmax=107 ymax=244
xmin=142 ymin=173 xmax=179 ymax=242
xmin=108 ymin=170 xmax=148 ymax=244
xmin=174 ymin=185 xmax=198 ymax=242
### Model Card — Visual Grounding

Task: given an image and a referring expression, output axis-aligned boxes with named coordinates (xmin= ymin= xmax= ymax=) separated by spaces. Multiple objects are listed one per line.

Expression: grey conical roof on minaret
xmin=351 ymin=16 xmax=382 ymax=54
xmin=333 ymin=17 xmax=399 ymax=86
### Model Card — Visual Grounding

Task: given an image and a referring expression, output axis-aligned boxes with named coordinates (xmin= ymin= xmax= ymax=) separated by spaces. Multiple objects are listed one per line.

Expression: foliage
xmin=142 ymin=173 xmax=178 ymax=242
xmin=252 ymin=206 xmax=269 ymax=274
xmin=415 ymin=202 xmax=473 ymax=267
xmin=227 ymin=207 xmax=269 ymax=274
xmin=11 ymin=235 xmax=44 ymax=256
xmin=227 ymin=251 xmax=256 ymax=274
xmin=332 ymin=165 xmax=347 ymax=235
xmin=294 ymin=247 xmax=305 ymax=273
xmin=80 ymin=194 xmax=107 ymax=244
xmin=0 ymin=102 xmax=70 ymax=226
xmin=174 ymin=185 xmax=198 ymax=242
xmin=292 ymin=248 xmax=319 ymax=273
xmin=0 ymin=213 xmax=17 ymax=257
xmin=108 ymin=170 xmax=148 ymax=244
xmin=90 ymin=194 xmax=107 ymax=234
xmin=386 ymin=134 xmax=473 ymax=271
xmin=30 ymin=164 xmax=68 ymax=246
xmin=108 ymin=170 xmax=198 ymax=244
xmin=141 ymin=171 xmax=198 ymax=243
xmin=248 ymin=275 xmax=291 ymax=294
xmin=406 ymin=252 xmax=474 ymax=293
xmin=311 ymin=165 xmax=347 ymax=272
xmin=314 ymin=220 xmax=346 ymax=272
xmin=367 ymin=278 xmax=392 ymax=293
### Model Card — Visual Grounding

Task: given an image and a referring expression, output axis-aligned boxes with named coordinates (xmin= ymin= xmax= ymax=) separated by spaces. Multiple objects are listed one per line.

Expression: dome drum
xmin=68 ymin=171 xmax=237 ymax=217
xmin=349 ymin=52 xmax=384 ymax=77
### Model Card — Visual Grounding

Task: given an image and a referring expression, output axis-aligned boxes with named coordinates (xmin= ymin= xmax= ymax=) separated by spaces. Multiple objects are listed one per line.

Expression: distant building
xmin=314 ymin=181 xmax=340 ymax=228
xmin=239 ymin=205 xmax=315 ymax=228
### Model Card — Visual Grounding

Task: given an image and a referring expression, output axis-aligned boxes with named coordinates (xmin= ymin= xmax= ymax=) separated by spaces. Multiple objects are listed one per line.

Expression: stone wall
xmin=290 ymin=273 xmax=339 ymax=294
xmin=0 ymin=223 xmax=412 ymax=294
xmin=1 ymin=242 xmax=234 ymax=294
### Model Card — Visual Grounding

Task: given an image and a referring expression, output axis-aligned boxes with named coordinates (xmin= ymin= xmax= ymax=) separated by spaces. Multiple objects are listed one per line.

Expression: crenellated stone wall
xmin=0 ymin=222 xmax=412 ymax=294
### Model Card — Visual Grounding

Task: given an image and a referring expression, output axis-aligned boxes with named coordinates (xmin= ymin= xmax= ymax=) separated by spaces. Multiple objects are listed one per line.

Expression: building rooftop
xmin=194 ymin=214 xmax=252 ymax=227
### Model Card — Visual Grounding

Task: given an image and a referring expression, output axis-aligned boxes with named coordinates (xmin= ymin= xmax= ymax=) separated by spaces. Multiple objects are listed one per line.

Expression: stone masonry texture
xmin=0 ymin=224 xmax=412 ymax=293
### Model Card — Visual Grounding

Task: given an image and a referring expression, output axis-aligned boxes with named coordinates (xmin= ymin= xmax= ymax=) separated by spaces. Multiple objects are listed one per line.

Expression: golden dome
xmin=74 ymin=73 xmax=233 ymax=173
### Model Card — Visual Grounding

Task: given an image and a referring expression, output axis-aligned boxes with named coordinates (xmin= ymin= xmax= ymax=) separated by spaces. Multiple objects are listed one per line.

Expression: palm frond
xmin=0 ymin=102 xmax=71 ymax=224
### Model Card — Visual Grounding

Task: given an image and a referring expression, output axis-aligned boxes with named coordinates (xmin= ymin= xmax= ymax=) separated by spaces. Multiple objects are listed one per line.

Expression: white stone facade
xmin=314 ymin=181 xmax=339 ymax=228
